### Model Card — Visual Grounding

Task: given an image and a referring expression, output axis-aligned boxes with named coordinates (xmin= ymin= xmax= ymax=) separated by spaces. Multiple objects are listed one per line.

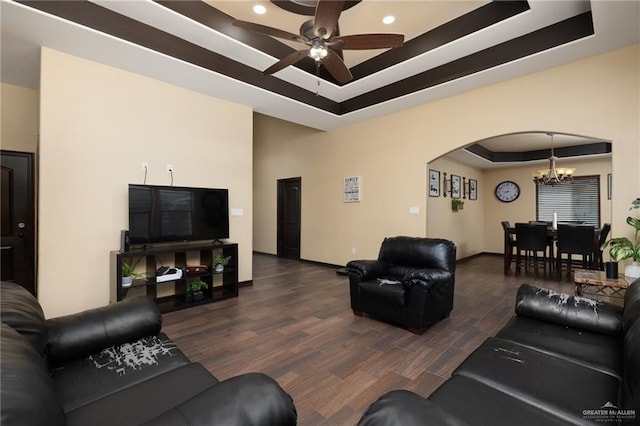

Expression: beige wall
xmin=38 ymin=48 xmax=253 ymax=317
xmin=1 ymin=83 xmax=39 ymax=152
xmin=254 ymin=44 xmax=639 ymax=267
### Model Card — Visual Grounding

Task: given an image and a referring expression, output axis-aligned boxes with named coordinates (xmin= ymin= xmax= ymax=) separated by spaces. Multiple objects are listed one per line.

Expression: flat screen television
xmin=128 ymin=184 xmax=229 ymax=245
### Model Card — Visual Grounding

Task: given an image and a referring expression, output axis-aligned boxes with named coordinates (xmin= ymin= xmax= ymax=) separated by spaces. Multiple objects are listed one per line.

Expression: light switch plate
xmin=409 ymin=206 xmax=420 ymax=214
xmin=230 ymin=208 xmax=243 ymax=216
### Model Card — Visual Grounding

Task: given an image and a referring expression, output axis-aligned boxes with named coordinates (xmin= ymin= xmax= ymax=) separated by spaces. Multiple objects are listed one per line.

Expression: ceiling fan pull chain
xmin=315 ymin=62 xmax=321 ymax=96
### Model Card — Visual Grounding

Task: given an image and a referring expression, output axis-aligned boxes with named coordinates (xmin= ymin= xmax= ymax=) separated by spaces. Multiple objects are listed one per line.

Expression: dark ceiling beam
xmin=340 ymin=11 xmax=594 ymax=113
xmin=20 ymin=0 xmax=340 ymax=114
xmin=465 ymin=142 xmax=612 ymax=162
xmin=350 ymin=1 xmax=530 ymax=80
xmin=18 ymin=1 xmax=594 ymax=118
xmin=268 ymin=0 xmax=361 ymax=17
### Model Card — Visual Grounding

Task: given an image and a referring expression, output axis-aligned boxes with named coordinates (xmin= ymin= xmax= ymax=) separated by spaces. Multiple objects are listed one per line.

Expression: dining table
xmin=503 ymin=224 xmax=600 ymax=275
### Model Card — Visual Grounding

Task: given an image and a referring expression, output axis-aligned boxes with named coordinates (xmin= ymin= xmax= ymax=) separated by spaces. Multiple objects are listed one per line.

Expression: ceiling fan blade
xmin=332 ymin=34 xmax=405 ymax=50
xmin=263 ymin=50 xmax=310 ymax=75
xmin=313 ymin=0 xmax=345 ymax=39
xmin=322 ymin=48 xmax=353 ymax=84
xmin=232 ymin=20 xmax=308 ymax=43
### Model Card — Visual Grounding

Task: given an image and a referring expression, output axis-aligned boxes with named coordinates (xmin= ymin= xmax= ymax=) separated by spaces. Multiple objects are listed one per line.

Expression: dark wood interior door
xmin=1 ymin=151 xmax=36 ymax=295
xmin=277 ymin=177 xmax=301 ymax=260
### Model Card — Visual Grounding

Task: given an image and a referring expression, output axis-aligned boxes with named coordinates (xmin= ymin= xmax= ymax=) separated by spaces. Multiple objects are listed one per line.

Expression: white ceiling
xmin=1 ymin=0 xmax=638 ymax=164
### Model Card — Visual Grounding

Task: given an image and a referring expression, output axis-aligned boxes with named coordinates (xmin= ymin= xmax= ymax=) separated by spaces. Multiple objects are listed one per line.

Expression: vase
xmin=605 ymin=262 xmax=618 ymax=279
xmin=122 ymin=276 xmax=134 ymax=288
xmin=190 ymin=291 xmax=204 ymax=302
xmin=625 ymin=262 xmax=640 ymax=279
xmin=215 ymin=264 xmax=225 ymax=272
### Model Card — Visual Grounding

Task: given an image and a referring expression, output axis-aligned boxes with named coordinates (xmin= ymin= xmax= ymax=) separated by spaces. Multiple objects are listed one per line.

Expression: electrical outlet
xmin=166 ymin=164 xmax=173 ymax=173
xmin=352 ymin=247 xmax=356 ymax=254
xmin=141 ymin=162 xmax=148 ymax=171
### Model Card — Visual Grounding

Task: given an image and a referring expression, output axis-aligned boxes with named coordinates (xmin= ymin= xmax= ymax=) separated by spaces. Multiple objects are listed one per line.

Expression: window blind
xmin=536 ymin=175 xmax=600 ymax=227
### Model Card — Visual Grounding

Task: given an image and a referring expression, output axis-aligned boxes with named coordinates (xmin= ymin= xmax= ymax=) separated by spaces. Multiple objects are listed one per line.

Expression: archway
xmin=426 ymin=131 xmax=612 ymax=259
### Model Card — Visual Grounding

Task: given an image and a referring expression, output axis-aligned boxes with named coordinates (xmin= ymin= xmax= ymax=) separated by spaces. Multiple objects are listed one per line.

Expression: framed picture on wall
xmin=469 ymin=179 xmax=477 ymax=200
xmin=607 ymin=173 xmax=612 ymax=200
xmin=451 ymin=175 xmax=461 ymax=198
xmin=344 ymin=176 xmax=361 ymax=202
xmin=428 ymin=169 xmax=440 ymax=197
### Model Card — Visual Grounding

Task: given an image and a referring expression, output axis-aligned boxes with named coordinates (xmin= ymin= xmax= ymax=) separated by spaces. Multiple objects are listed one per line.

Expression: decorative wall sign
xmin=469 ymin=179 xmax=478 ymax=200
xmin=344 ymin=176 xmax=361 ymax=202
xmin=451 ymin=175 xmax=461 ymax=198
xmin=428 ymin=169 xmax=440 ymax=197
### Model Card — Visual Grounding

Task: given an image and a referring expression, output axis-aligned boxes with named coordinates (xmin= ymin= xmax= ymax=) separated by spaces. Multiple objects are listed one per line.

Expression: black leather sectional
xmin=358 ymin=281 xmax=640 ymax=425
xmin=0 ymin=281 xmax=297 ymax=426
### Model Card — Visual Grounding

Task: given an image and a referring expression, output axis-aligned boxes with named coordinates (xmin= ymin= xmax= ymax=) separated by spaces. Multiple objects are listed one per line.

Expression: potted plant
xmin=213 ymin=255 xmax=231 ymax=272
xmin=121 ymin=258 xmax=143 ymax=288
xmin=187 ymin=279 xmax=208 ymax=301
xmin=452 ymin=198 xmax=464 ymax=211
xmin=604 ymin=198 xmax=640 ymax=278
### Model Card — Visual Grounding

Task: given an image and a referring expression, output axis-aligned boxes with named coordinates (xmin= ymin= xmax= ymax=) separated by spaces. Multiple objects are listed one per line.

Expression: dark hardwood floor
xmin=162 ymin=254 xmax=579 ymax=425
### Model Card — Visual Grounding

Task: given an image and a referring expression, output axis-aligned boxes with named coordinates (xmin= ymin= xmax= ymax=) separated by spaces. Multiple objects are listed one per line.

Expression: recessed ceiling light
xmin=253 ymin=4 xmax=266 ymax=15
xmin=382 ymin=15 xmax=395 ymax=25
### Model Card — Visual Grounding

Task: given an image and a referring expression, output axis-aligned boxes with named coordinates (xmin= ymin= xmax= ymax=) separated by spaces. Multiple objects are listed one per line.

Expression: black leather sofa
xmin=358 ymin=281 xmax=640 ymax=426
xmin=347 ymin=236 xmax=456 ymax=334
xmin=0 ymin=281 xmax=297 ymax=426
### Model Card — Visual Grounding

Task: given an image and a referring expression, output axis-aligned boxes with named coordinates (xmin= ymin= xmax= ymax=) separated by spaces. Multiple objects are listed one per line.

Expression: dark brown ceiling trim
xmin=160 ymin=1 xmax=530 ymax=85
xmin=156 ymin=1 xmax=294 ymax=61
xmin=340 ymin=11 xmax=594 ymax=114
xmin=465 ymin=142 xmax=611 ymax=162
xmin=350 ymin=1 xmax=531 ymax=80
xmin=19 ymin=1 xmax=594 ymax=118
xmin=157 ymin=1 xmax=344 ymax=83
xmin=269 ymin=1 xmax=362 ymax=17
xmin=20 ymin=0 xmax=340 ymax=114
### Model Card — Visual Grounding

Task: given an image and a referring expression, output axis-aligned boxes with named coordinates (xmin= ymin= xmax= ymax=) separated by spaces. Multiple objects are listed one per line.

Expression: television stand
xmin=110 ymin=242 xmax=238 ymax=313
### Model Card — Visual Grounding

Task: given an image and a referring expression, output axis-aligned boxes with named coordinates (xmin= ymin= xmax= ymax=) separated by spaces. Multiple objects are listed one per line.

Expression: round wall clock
xmin=495 ymin=181 xmax=520 ymax=203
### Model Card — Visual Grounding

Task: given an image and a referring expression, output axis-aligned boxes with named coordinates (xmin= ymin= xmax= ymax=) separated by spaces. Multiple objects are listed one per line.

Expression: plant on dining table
xmin=604 ymin=198 xmax=640 ymax=278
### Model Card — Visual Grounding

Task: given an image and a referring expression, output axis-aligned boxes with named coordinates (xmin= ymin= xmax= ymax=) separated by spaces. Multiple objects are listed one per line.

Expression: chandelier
xmin=532 ymin=133 xmax=576 ymax=185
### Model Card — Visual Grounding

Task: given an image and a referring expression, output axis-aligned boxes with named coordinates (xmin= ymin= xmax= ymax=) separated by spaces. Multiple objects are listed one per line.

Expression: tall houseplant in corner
xmin=605 ymin=198 xmax=640 ymax=278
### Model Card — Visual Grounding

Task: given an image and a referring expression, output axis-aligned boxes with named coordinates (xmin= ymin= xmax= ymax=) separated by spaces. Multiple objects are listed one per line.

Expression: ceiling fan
xmin=232 ymin=0 xmax=404 ymax=84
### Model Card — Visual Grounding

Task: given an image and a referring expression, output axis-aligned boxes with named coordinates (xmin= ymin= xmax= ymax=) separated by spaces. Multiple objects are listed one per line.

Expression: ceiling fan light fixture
xmin=532 ymin=133 xmax=576 ymax=185
xmin=233 ymin=1 xmax=405 ymax=83
xmin=309 ymin=40 xmax=328 ymax=61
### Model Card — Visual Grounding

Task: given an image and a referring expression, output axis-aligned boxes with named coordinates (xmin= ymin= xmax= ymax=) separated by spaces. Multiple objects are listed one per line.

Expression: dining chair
xmin=514 ymin=223 xmax=550 ymax=276
xmin=501 ymin=221 xmax=517 ymax=274
xmin=555 ymin=224 xmax=595 ymax=279
xmin=597 ymin=223 xmax=611 ymax=270
xmin=527 ymin=221 xmax=555 ymax=270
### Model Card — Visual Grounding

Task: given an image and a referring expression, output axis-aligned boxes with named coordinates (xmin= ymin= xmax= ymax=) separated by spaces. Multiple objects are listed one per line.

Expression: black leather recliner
xmin=346 ymin=236 xmax=456 ymax=334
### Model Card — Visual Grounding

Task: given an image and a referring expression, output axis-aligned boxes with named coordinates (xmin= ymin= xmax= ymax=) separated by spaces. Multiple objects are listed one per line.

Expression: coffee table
xmin=573 ymin=268 xmax=632 ymax=299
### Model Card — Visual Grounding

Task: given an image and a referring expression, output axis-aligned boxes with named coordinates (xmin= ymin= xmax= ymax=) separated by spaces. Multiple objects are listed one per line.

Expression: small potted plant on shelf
xmin=604 ymin=198 xmax=640 ymax=279
xmin=452 ymin=198 xmax=464 ymax=212
xmin=121 ymin=258 xmax=143 ymax=288
xmin=213 ymin=255 xmax=231 ymax=272
xmin=187 ymin=279 xmax=208 ymax=302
